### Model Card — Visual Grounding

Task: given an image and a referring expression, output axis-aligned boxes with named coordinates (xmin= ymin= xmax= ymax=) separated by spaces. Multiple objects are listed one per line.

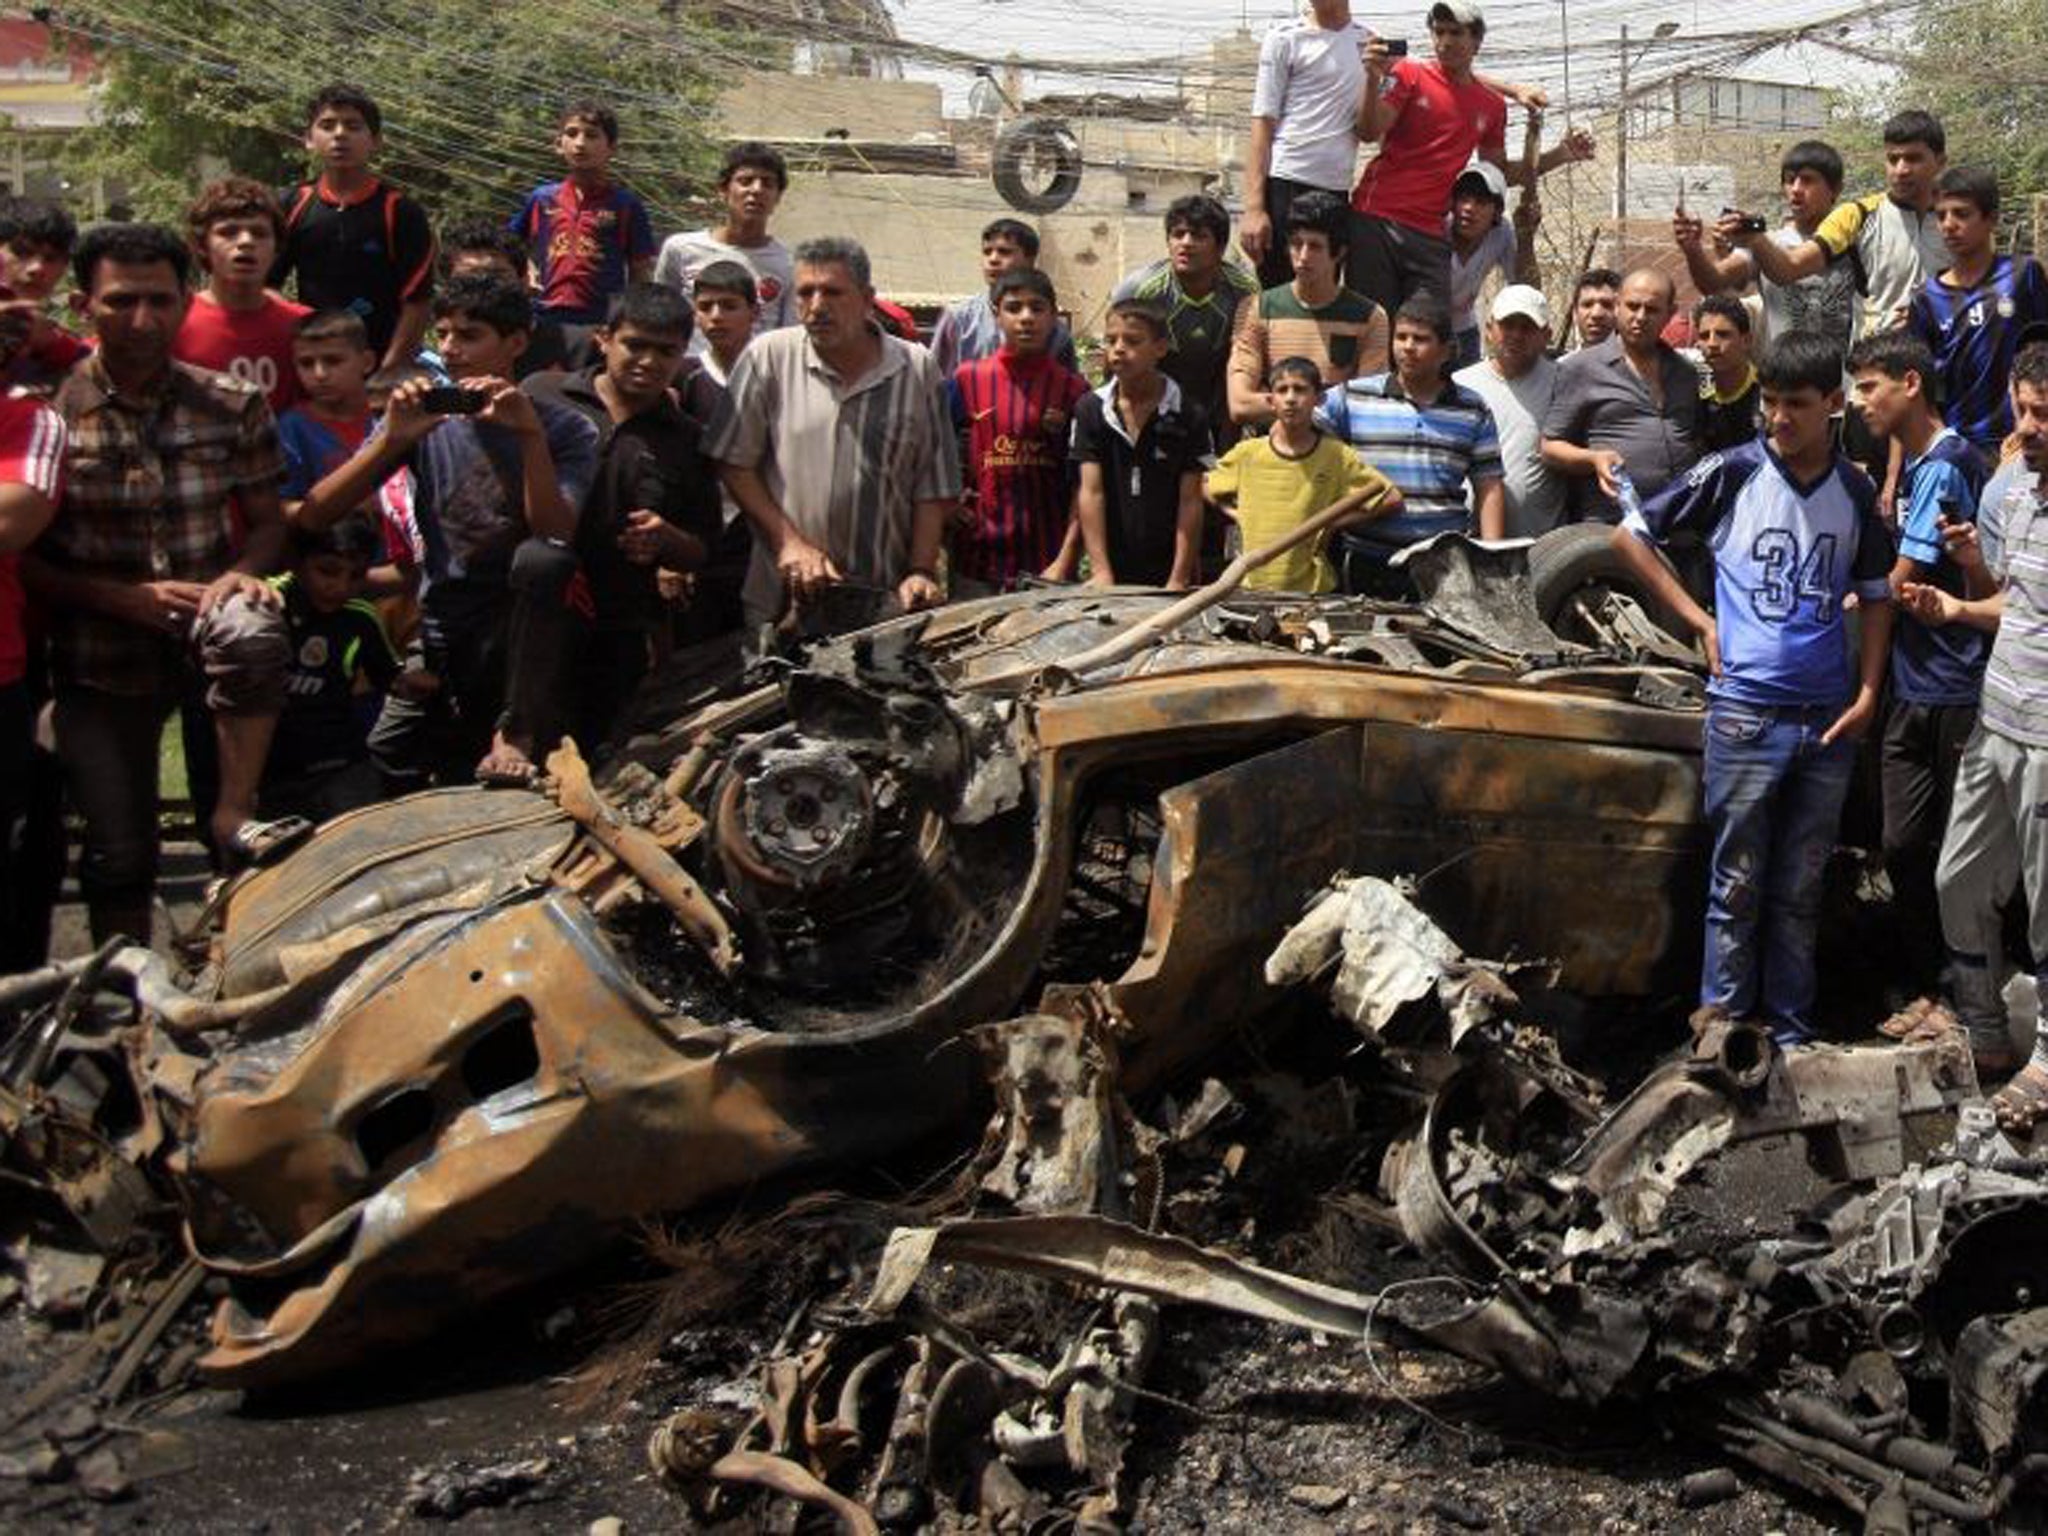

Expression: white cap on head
xmin=1490 ymin=284 xmax=1551 ymax=329
xmin=1429 ymin=1 xmax=1487 ymax=29
xmin=1453 ymin=161 xmax=1509 ymax=205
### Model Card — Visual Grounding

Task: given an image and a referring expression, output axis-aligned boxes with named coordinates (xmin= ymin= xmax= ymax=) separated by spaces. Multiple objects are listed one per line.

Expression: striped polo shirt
xmin=948 ymin=349 xmax=1088 ymax=585
xmin=1314 ymin=371 xmax=1502 ymax=548
xmin=707 ymin=324 xmax=963 ymax=626
xmin=1980 ymin=471 xmax=2048 ymax=748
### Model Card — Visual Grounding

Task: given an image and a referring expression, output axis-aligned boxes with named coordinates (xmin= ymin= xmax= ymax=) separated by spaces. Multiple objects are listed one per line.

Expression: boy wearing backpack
xmin=272 ymin=83 xmax=437 ymax=370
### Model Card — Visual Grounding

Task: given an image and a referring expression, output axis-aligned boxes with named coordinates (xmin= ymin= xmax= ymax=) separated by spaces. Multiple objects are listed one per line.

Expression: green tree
xmin=51 ymin=0 xmax=772 ymax=228
xmin=1834 ymin=0 xmax=2048 ymax=248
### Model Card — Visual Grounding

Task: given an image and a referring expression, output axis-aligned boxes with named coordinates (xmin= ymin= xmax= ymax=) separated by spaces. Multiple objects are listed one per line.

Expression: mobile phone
xmin=1721 ymin=207 xmax=1768 ymax=235
xmin=1384 ymin=37 xmax=1409 ymax=56
xmin=421 ymin=385 xmax=489 ymax=415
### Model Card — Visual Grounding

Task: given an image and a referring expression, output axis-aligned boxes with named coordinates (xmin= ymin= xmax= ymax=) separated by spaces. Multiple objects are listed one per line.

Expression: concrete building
xmin=713 ymin=34 xmax=1258 ymax=345
xmin=0 ymin=19 xmax=109 ymax=206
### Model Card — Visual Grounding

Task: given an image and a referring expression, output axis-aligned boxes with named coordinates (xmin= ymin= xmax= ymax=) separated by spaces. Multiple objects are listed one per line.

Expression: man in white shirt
xmin=1240 ymin=0 xmax=1365 ymax=289
xmin=1453 ymin=284 xmax=1564 ymax=536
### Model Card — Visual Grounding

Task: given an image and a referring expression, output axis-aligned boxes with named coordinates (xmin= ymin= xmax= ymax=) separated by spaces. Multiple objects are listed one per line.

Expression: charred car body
xmin=4 ymin=539 xmax=1719 ymax=1386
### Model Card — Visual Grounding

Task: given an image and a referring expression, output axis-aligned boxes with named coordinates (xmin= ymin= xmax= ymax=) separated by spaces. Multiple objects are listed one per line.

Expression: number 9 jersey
xmin=1623 ymin=440 xmax=1896 ymax=706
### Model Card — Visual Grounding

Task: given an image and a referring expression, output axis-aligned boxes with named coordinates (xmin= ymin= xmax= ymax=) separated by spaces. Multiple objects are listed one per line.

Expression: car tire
xmin=992 ymin=116 xmax=1083 ymax=214
xmin=1528 ymin=522 xmax=1694 ymax=647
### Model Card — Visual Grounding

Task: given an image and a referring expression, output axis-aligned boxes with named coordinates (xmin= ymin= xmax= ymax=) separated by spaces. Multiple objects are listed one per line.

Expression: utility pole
xmin=1615 ymin=21 xmax=1629 ymax=225
xmin=1614 ymin=23 xmax=1677 ymax=232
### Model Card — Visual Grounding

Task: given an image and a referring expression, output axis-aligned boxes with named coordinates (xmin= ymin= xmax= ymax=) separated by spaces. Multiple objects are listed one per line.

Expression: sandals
xmin=1989 ymin=1064 xmax=2048 ymax=1135
xmin=474 ymin=736 xmax=540 ymax=789
xmin=219 ymin=815 xmax=313 ymax=873
xmin=1878 ymin=997 xmax=1963 ymax=1045
xmin=475 ymin=759 xmax=539 ymax=789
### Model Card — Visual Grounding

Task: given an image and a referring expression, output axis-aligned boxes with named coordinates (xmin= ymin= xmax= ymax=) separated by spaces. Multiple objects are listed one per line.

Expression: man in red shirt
xmin=174 ymin=177 xmax=311 ymax=413
xmin=0 ymin=196 xmax=87 ymax=397
xmin=1352 ymin=2 xmax=1592 ymax=319
xmin=0 ymin=378 xmax=63 ymax=974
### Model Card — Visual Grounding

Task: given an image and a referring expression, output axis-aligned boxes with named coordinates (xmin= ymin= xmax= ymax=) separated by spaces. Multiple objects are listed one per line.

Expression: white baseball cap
xmin=1453 ymin=161 xmax=1509 ymax=205
xmin=1490 ymin=284 xmax=1551 ymax=329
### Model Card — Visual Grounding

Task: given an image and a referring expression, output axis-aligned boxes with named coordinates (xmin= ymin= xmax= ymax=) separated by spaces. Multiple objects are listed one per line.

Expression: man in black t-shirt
xmin=271 ymin=84 xmax=436 ymax=368
xmin=526 ymin=283 xmax=723 ymax=752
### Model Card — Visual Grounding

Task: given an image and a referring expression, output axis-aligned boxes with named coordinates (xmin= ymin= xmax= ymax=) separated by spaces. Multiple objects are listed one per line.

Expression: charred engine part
xmin=710 ymin=657 xmax=1023 ymax=994
xmin=725 ymin=742 xmax=882 ymax=890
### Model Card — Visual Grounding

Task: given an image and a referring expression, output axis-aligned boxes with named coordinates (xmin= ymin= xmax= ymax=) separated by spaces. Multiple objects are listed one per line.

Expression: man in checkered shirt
xmin=23 ymin=223 xmax=291 ymax=945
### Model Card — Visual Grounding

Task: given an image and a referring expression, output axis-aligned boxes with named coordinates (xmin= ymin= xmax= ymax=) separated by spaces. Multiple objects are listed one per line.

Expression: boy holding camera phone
xmin=1673 ymin=141 xmax=1855 ymax=358
xmin=294 ymin=271 xmax=599 ymax=789
xmin=1351 ymin=2 xmax=1592 ymax=321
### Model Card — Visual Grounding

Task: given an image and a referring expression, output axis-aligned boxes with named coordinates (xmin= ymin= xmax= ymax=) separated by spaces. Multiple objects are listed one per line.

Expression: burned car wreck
xmin=5 ymin=535 xmax=2040 ymax=1529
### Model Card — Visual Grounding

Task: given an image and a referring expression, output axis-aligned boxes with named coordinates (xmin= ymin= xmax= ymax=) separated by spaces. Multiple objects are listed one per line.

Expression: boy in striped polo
xmin=947 ymin=269 xmax=1087 ymax=598
xmin=1908 ymin=166 xmax=2048 ymax=469
xmin=1313 ymin=295 xmax=1503 ymax=597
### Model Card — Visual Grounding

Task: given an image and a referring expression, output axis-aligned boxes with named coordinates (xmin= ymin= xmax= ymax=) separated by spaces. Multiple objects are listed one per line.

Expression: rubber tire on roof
xmin=1527 ymin=521 xmax=1693 ymax=647
xmin=992 ymin=116 xmax=1083 ymax=215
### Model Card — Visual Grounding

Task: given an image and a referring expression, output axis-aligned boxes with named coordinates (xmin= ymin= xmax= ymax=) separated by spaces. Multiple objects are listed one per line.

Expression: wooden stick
xmin=977 ymin=497 xmax=1371 ymax=690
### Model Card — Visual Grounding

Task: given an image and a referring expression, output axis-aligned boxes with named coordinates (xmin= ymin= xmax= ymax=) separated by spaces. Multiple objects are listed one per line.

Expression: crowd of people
xmin=1 ymin=0 xmax=2046 ymax=1127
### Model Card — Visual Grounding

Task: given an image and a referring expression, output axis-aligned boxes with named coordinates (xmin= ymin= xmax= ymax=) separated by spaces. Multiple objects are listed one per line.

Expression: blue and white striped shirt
xmin=1313 ymin=372 xmax=1502 ymax=548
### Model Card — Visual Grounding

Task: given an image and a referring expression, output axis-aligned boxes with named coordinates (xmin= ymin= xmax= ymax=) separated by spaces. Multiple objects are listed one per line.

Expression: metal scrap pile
xmin=612 ymin=879 xmax=2048 ymax=1532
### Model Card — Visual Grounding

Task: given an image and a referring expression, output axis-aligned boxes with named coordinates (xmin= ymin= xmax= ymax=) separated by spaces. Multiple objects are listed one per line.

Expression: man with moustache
xmin=706 ymin=236 xmax=960 ymax=636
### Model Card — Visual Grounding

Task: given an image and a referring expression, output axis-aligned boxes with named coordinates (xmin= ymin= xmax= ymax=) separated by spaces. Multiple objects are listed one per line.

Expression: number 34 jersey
xmin=1624 ymin=440 xmax=1896 ymax=706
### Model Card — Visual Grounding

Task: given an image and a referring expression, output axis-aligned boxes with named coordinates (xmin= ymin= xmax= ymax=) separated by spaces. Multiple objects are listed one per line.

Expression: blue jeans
xmin=1701 ymin=697 xmax=1856 ymax=1040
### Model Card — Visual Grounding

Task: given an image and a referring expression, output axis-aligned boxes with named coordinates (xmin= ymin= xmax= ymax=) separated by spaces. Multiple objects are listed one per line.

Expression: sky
xmin=882 ymin=0 xmax=1894 ymax=115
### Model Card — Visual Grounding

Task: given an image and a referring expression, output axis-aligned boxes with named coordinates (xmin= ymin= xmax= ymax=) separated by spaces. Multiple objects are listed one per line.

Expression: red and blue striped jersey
xmin=947 ymin=349 xmax=1087 ymax=586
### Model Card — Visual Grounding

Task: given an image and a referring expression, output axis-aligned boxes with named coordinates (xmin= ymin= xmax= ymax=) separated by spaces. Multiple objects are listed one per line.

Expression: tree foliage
xmin=52 ymin=1 xmax=774 ymax=228
xmin=1833 ymin=0 xmax=2048 ymax=246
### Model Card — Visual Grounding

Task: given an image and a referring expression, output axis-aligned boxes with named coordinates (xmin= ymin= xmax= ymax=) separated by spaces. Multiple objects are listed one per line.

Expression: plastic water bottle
xmin=1613 ymin=465 xmax=1644 ymax=522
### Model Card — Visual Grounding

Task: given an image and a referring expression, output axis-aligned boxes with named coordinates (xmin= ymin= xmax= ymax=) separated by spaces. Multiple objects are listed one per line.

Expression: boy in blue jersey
xmin=277 ymin=311 xmax=378 ymax=517
xmin=1847 ymin=331 xmax=1991 ymax=1013
xmin=1908 ymin=167 xmax=2048 ymax=468
xmin=1612 ymin=332 xmax=1897 ymax=1046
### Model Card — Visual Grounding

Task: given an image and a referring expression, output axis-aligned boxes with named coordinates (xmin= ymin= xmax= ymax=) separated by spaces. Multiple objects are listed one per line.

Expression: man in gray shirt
xmin=1539 ymin=267 xmax=1700 ymax=520
xmin=1454 ymin=284 xmax=1563 ymax=537
xmin=1905 ymin=342 xmax=2048 ymax=1111
xmin=708 ymin=236 xmax=960 ymax=632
